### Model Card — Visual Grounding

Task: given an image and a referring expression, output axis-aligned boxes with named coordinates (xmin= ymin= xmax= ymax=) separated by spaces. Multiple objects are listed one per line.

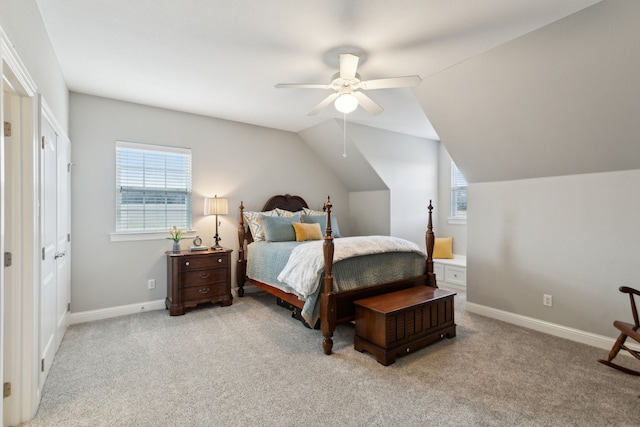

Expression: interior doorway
xmin=2 ymin=54 xmax=37 ymax=427
xmin=3 ymin=72 xmax=20 ymax=427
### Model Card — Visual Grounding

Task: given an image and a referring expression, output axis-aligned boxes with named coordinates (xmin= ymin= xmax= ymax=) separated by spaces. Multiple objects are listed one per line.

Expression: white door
xmin=55 ymin=133 xmax=70 ymax=348
xmin=39 ymin=108 xmax=71 ymax=391
xmin=39 ymin=121 xmax=58 ymax=389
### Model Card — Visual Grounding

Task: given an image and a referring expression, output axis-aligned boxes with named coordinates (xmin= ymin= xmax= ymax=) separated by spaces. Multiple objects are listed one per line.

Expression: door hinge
xmin=3 ymin=252 xmax=11 ymax=267
xmin=41 ymin=359 xmax=45 ymax=372
xmin=68 ymin=302 xmax=71 ymax=312
xmin=3 ymin=382 xmax=10 ymax=398
xmin=3 ymin=121 xmax=11 ymax=137
xmin=41 ymin=136 xmax=45 ymax=149
xmin=42 ymin=247 xmax=45 ymax=260
xmin=68 ymin=233 xmax=71 ymax=242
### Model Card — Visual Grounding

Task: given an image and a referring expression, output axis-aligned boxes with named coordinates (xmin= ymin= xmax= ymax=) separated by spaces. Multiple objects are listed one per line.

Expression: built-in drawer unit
xmin=433 ymin=255 xmax=467 ymax=291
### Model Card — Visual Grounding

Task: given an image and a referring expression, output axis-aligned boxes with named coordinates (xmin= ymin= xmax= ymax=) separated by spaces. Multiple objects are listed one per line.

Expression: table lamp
xmin=204 ymin=195 xmax=228 ymax=250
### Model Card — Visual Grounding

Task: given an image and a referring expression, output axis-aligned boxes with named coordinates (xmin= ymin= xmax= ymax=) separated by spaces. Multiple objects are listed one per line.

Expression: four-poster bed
xmin=236 ymin=194 xmax=437 ymax=355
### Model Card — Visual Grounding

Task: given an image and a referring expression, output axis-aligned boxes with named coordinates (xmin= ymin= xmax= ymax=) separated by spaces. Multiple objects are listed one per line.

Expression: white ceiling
xmin=35 ymin=0 xmax=600 ymax=141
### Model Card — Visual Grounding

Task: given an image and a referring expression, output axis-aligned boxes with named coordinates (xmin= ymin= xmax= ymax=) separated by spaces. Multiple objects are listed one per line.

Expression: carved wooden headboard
xmin=261 ymin=194 xmax=308 ymax=212
xmin=238 ymin=194 xmax=310 ymax=245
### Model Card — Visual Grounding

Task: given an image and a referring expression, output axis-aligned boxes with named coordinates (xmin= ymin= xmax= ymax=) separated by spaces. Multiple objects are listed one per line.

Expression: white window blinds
xmin=116 ymin=141 xmax=192 ymax=232
xmin=450 ymin=161 xmax=467 ymax=218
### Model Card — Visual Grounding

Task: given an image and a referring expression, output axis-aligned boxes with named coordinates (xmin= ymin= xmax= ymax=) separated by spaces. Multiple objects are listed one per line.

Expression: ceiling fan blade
xmin=339 ymin=54 xmax=359 ymax=80
xmin=353 ymin=91 xmax=383 ymax=115
xmin=308 ymin=92 xmax=340 ymax=116
xmin=275 ymin=83 xmax=331 ymax=89
xmin=359 ymin=75 xmax=422 ymax=90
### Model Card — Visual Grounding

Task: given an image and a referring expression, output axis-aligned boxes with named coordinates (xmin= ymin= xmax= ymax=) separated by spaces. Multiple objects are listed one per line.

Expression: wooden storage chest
xmin=354 ymin=286 xmax=456 ymax=365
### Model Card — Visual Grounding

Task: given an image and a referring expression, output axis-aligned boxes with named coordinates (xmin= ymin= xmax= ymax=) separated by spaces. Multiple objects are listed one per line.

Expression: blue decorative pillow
xmin=301 ymin=214 xmax=341 ymax=238
xmin=262 ymin=215 xmax=301 ymax=242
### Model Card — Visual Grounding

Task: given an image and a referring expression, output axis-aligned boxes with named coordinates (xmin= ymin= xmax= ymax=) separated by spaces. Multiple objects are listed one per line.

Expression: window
xmin=115 ymin=141 xmax=192 ymax=233
xmin=450 ymin=161 xmax=467 ymax=220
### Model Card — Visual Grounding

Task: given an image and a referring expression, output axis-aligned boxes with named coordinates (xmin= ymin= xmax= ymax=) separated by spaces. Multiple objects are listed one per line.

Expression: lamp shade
xmin=334 ymin=93 xmax=358 ymax=114
xmin=204 ymin=196 xmax=228 ymax=216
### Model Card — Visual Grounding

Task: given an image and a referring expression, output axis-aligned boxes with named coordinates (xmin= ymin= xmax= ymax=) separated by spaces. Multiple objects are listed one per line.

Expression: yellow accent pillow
xmin=433 ymin=236 xmax=453 ymax=259
xmin=292 ymin=222 xmax=323 ymax=242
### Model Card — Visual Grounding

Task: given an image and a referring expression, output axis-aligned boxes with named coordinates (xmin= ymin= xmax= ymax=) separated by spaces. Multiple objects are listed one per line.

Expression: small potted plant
xmin=167 ymin=226 xmax=184 ymax=252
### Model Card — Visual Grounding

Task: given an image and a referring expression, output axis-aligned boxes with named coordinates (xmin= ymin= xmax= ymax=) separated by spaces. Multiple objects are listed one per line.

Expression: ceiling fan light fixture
xmin=334 ymin=92 xmax=358 ymax=114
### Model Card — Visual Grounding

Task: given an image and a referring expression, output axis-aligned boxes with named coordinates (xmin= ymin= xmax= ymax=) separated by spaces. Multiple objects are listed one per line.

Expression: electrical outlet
xmin=543 ymin=294 xmax=552 ymax=307
xmin=148 ymin=279 xmax=156 ymax=289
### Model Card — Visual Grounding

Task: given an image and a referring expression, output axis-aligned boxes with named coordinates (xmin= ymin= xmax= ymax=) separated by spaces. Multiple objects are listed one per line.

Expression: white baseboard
xmin=466 ymin=302 xmax=640 ymax=353
xmin=70 ymin=299 xmax=166 ymax=325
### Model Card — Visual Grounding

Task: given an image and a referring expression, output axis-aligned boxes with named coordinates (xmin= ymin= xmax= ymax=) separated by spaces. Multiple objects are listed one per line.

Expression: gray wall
xmin=0 ymin=0 xmax=68 ymax=130
xmin=69 ymin=93 xmax=349 ymax=313
xmin=416 ymin=0 xmax=640 ymax=341
xmin=468 ymin=169 xmax=640 ymax=337
xmin=348 ymin=124 xmax=439 ymax=250
xmin=298 ymin=119 xmax=440 ymax=250
xmin=348 ymin=191 xmax=390 ymax=237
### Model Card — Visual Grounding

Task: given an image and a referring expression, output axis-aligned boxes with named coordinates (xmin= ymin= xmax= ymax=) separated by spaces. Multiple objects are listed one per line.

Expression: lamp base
xmin=212 ymin=233 xmax=222 ymax=250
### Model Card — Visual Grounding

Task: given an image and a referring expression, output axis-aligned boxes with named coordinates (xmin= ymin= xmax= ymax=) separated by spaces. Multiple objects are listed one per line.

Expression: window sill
xmin=110 ymin=230 xmax=197 ymax=242
xmin=447 ymin=217 xmax=467 ymax=225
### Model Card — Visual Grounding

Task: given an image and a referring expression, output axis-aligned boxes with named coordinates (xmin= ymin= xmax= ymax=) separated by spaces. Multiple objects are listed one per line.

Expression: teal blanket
xmin=246 ymin=238 xmax=426 ymax=325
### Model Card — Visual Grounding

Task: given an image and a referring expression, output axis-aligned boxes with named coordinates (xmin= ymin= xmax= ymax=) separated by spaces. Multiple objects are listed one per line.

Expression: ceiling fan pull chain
xmin=343 ymin=114 xmax=348 ymax=158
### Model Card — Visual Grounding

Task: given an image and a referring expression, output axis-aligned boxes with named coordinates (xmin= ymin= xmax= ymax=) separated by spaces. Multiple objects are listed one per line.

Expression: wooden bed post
xmin=320 ymin=196 xmax=336 ymax=355
xmin=237 ymin=201 xmax=247 ymax=297
xmin=426 ymin=200 xmax=437 ymax=288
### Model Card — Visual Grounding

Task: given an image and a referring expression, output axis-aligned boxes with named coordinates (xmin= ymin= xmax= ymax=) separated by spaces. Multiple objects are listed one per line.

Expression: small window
xmin=115 ymin=141 xmax=192 ymax=232
xmin=450 ymin=161 xmax=467 ymax=220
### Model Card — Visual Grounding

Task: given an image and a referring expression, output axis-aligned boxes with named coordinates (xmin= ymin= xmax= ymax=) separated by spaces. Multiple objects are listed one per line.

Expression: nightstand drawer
xmin=181 ymin=253 xmax=228 ymax=270
xmin=182 ymin=284 xmax=228 ymax=301
xmin=181 ymin=268 xmax=228 ymax=287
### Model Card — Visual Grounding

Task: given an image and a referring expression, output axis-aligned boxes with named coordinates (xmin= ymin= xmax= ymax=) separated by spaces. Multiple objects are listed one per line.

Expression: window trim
xmin=447 ymin=217 xmax=467 ymax=225
xmin=109 ymin=229 xmax=197 ymax=242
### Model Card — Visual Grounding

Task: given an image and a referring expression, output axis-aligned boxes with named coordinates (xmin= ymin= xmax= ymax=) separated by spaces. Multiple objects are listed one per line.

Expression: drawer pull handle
xmin=185 ymin=262 xmax=190 ymax=266
xmin=199 ymin=273 xmax=210 ymax=279
xmin=217 ymin=258 xmax=222 ymax=263
xmin=199 ymin=288 xmax=210 ymax=294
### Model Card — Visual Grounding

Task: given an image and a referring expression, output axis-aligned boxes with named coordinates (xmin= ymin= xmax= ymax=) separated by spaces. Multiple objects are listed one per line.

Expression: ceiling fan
xmin=275 ymin=53 xmax=422 ymax=116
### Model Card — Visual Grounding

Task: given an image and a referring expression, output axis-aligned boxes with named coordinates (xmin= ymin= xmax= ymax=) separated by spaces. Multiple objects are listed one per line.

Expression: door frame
xmin=1 ymin=26 xmax=40 ymax=424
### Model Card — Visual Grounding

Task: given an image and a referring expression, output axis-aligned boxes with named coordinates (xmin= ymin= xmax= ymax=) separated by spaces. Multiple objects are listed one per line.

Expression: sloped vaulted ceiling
xmin=417 ymin=0 xmax=640 ymax=184
xmin=36 ymin=0 xmax=600 ymax=141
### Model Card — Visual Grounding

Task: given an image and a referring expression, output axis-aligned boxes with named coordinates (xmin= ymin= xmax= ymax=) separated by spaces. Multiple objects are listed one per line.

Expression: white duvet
xmin=276 ymin=235 xmax=426 ymax=299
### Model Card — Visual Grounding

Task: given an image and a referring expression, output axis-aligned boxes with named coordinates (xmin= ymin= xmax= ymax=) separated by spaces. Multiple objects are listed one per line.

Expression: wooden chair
xmin=598 ymin=286 xmax=640 ymax=376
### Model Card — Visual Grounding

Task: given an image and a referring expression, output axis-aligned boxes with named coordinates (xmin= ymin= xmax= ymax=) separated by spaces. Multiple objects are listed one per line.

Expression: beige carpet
xmin=22 ymin=290 xmax=639 ymax=426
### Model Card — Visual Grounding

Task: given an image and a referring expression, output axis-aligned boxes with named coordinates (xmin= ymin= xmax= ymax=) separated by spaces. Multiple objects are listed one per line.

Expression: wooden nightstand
xmin=165 ymin=248 xmax=233 ymax=316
